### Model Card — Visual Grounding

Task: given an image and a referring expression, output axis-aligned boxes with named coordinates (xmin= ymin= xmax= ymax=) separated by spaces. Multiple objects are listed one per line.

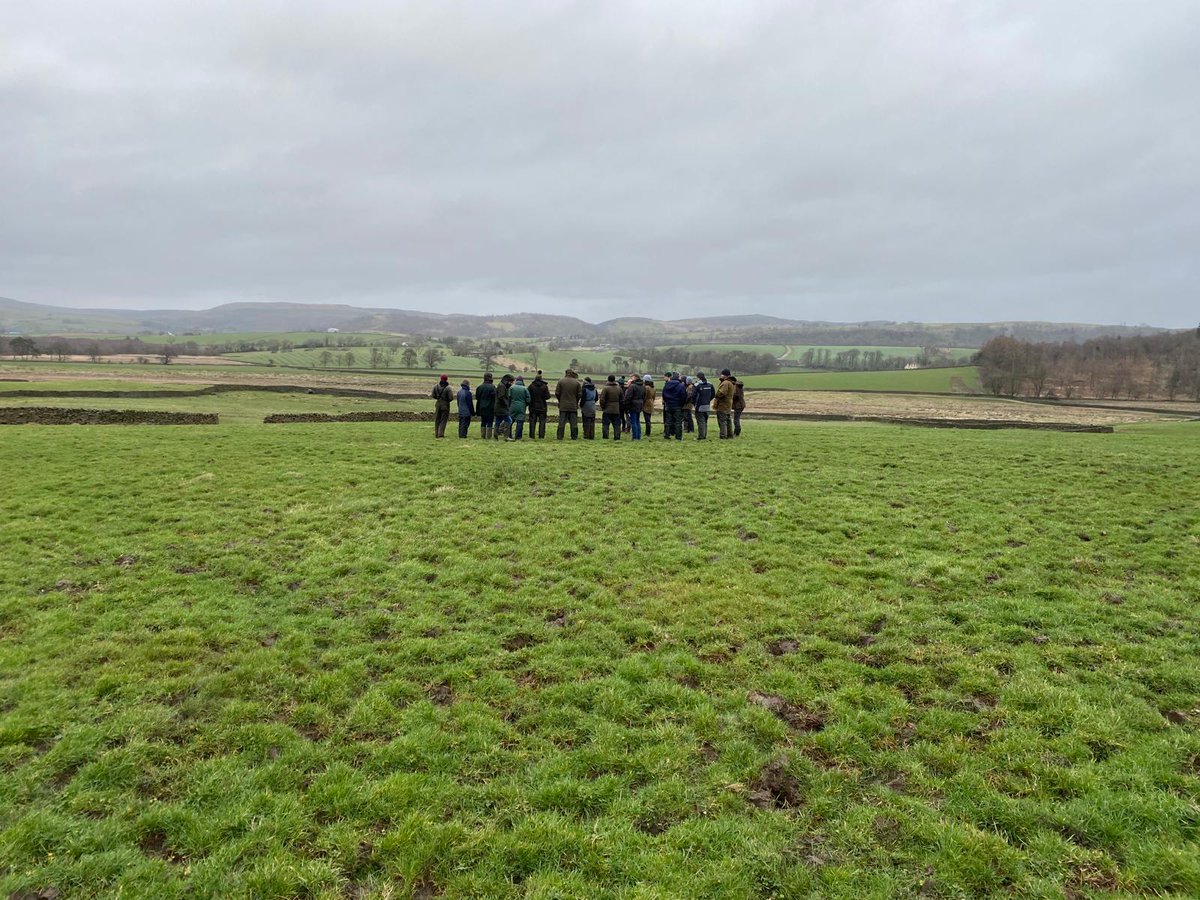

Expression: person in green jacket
xmin=507 ymin=375 xmax=531 ymax=441
xmin=494 ymin=374 xmax=514 ymax=441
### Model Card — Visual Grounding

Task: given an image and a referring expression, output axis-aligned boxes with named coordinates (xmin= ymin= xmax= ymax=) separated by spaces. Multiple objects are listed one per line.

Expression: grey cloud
xmin=1 ymin=0 xmax=1196 ymax=325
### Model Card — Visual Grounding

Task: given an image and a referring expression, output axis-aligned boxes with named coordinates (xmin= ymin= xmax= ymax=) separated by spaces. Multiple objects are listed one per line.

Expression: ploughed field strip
xmin=1 ymin=422 xmax=1198 ymax=898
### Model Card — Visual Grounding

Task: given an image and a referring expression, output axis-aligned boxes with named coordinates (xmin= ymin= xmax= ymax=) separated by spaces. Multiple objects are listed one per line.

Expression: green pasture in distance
xmin=741 ymin=366 xmax=982 ymax=392
xmin=656 ymin=342 xmax=790 ymax=358
xmin=22 ymin=331 xmax=400 ymax=347
xmin=228 ymin=348 xmax=483 ymax=371
xmin=0 ymin=391 xmax=424 ymax=426
xmin=1 ymin=421 xmax=1197 ymax=898
xmin=780 ymin=345 xmax=977 ymax=361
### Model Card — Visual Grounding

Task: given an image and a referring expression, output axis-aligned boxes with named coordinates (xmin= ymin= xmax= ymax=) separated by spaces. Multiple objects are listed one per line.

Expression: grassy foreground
xmin=1 ymin=422 xmax=1198 ymax=898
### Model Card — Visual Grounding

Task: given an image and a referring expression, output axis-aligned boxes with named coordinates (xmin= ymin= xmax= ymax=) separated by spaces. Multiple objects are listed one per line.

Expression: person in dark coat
xmin=431 ymin=374 xmax=453 ymax=438
xmin=599 ymin=375 xmax=624 ymax=440
xmin=623 ymin=376 xmax=645 ymax=440
xmin=660 ymin=373 xmax=687 ymax=441
xmin=580 ymin=377 xmax=599 ymax=439
xmin=494 ymin=374 xmax=514 ymax=441
xmin=555 ymin=370 xmax=583 ymax=440
xmin=476 ymin=372 xmax=498 ymax=439
xmin=692 ymin=373 xmax=715 ymax=440
xmin=527 ymin=373 xmax=551 ymax=439
xmin=456 ymin=379 xmax=475 ymax=438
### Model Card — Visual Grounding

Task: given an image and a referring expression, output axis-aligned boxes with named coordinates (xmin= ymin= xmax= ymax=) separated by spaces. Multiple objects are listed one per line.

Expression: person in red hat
xmin=431 ymin=374 xmax=453 ymax=438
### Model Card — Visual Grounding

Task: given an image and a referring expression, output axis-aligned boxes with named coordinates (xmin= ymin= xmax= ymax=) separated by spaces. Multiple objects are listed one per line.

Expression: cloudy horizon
xmin=2 ymin=1 xmax=1197 ymax=328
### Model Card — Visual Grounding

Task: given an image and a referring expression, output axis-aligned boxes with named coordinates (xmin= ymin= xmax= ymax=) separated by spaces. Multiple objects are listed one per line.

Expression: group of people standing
xmin=431 ymin=369 xmax=746 ymax=441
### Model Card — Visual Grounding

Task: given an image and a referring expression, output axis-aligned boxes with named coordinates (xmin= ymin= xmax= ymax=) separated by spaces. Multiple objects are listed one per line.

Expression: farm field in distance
xmin=1 ymin=415 xmax=1199 ymax=898
xmin=741 ymin=366 xmax=982 ymax=393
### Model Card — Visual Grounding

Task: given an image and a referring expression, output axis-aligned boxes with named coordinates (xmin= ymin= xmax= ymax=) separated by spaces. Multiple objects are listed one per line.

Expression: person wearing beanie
xmin=692 ymin=372 xmax=715 ymax=440
xmin=599 ymin=374 xmax=624 ymax=440
xmin=476 ymin=371 xmax=498 ymax=439
xmin=507 ymin=375 xmax=531 ymax=440
xmin=431 ymin=373 xmax=453 ymax=438
xmin=555 ymin=369 xmax=583 ymax=440
xmin=580 ymin=376 xmax=599 ymax=439
xmin=641 ymin=376 xmax=655 ymax=436
xmin=714 ymin=370 xmax=737 ymax=439
xmin=456 ymin=379 xmax=475 ymax=438
xmin=528 ymin=370 xmax=551 ymax=439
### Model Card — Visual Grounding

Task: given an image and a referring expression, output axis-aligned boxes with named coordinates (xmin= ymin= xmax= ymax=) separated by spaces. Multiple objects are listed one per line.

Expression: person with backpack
xmin=682 ymin=376 xmax=695 ymax=434
xmin=494 ymin=373 xmax=514 ymax=441
xmin=528 ymin=371 xmax=551 ymax=439
xmin=714 ymin=368 xmax=736 ymax=439
xmin=431 ymin=374 xmax=453 ymax=438
xmin=555 ymin=369 xmax=583 ymax=440
xmin=660 ymin=372 xmax=687 ymax=441
xmin=507 ymin=375 xmax=531 ymax=441
xmin=733 ymin=378 xmax=746 ymax=437
xmin=623 ymin=375 xmax=645 ymax=440
xmin=692 ymin=372 xmax=715 ymax=440
xmin=599 ymin=375 xmax=624 ymax=440
xmin=641 ymin=377 xmax=655 ymax=436
xmin=456 ymin=379 xmax=475 ymax=438
xmin=580 ymin=377 xmax=599 ymax=439
xmin=476 ymin=372 xmax=498 ymax=438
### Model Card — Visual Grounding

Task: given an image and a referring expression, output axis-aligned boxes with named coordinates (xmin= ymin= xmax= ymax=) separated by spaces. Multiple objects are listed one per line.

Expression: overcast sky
xmin=2 ymin=1 xmax=1197 ymax=325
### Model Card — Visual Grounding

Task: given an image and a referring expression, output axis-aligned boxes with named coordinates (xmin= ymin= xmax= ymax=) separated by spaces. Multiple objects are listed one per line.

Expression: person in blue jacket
xmin=660 ymin=372 xmax=687 ymax=441
xmin=456 ymin=379 xmax=475 ymax=438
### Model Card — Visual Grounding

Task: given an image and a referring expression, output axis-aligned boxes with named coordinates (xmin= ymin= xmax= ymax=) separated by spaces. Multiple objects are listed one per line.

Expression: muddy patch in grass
xmin=767 ymin=638 xmax=799 ymax=656
xmin=138 ymin=829 xmax=186 ymax=864
xmin=502 ymin=633 xmax=539 ymax=652
xmin=748 ymin=692 xmax=825 ymax=731
xmin=747 ymin=756 xmax=803 ymax=809
xmin=426 ymin=682 xmax=454 ymax=706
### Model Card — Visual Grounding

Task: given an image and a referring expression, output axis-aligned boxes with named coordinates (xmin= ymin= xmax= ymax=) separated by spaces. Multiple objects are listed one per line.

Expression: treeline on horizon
xmin=976 ymin=328 xmax=1200 ymax=400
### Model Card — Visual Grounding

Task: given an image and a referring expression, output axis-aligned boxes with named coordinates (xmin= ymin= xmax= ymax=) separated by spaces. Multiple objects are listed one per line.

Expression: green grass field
xmin=742 ymin=366 xmax=982 ymax=393
xmin=779 ymin=346 xmax=977 ymax=363
xmin=1 ymin=419 xmax=1198 ymax=898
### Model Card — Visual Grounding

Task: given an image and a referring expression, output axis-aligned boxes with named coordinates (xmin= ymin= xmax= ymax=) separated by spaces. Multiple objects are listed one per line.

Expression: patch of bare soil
xmin=748 ymin=692 xmax=825 ymax=731
xmin=747 ymin=756 xmax=803 ymax=809
xmin=746 ymin=390 xmax=1178 ymax=426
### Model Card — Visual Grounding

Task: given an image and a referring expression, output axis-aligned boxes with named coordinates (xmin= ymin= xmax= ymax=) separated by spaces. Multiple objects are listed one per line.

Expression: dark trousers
xmin=512 ymin=417 xmax=525 ymax=439
xmin=683 ymin=409 xmax=694 ymax=432
xmin=695 ymin=410 xmax=709 ymax=440
xmin=528 ymin=411 xmax=547 ymax=438
xmin=479 ymin=413 xmax=494 ymax=434
xmin=662 ymin=407 xmax=683 ymax=440
xmin=717 ymin=411 xmax=734 ymax=439
xmin=458 ymin=415 xmax=471 ymax=438
xmin=557 ymin=410 xmax=579 ymax=440
xmin=734 ymin=410 xmax=742 ymax=436
xmin=643 ymin=411 xmax=652 ymax=434
xmin=602 ymin=412 xmax=622 ymax=440
xmin=434 ymin=407 xmax=450 ymax=438
xmin=582 ymin=415 xmax=596 ymax=439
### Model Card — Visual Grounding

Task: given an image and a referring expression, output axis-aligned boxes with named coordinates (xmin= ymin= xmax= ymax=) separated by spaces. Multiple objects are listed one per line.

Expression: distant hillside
xmin=0 ymin=296 xmax=1172 ymax=346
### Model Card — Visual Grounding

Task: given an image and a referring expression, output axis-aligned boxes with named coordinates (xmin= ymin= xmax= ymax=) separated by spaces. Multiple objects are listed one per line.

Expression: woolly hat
xmin=720 ymin=368 xmax=732 ymax=377
xmin=515 ymin=375 xmax=524 ymax=383
xmin=697 ymin=372 xmax=706 ymax=380
xmin=607 ymin=374 xmax=616 ymax=383
xmin=439 ymin=374 xmax=449 ymax=382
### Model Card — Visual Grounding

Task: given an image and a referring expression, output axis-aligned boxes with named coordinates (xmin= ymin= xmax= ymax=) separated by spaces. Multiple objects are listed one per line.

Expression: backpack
xmin=583 ymin=383 xmax=597 ymax=403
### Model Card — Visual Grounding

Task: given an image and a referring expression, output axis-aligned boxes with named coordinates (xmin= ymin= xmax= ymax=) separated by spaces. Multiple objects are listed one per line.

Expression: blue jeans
xmin=627 ymin=410 xmax=642 ymax=440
